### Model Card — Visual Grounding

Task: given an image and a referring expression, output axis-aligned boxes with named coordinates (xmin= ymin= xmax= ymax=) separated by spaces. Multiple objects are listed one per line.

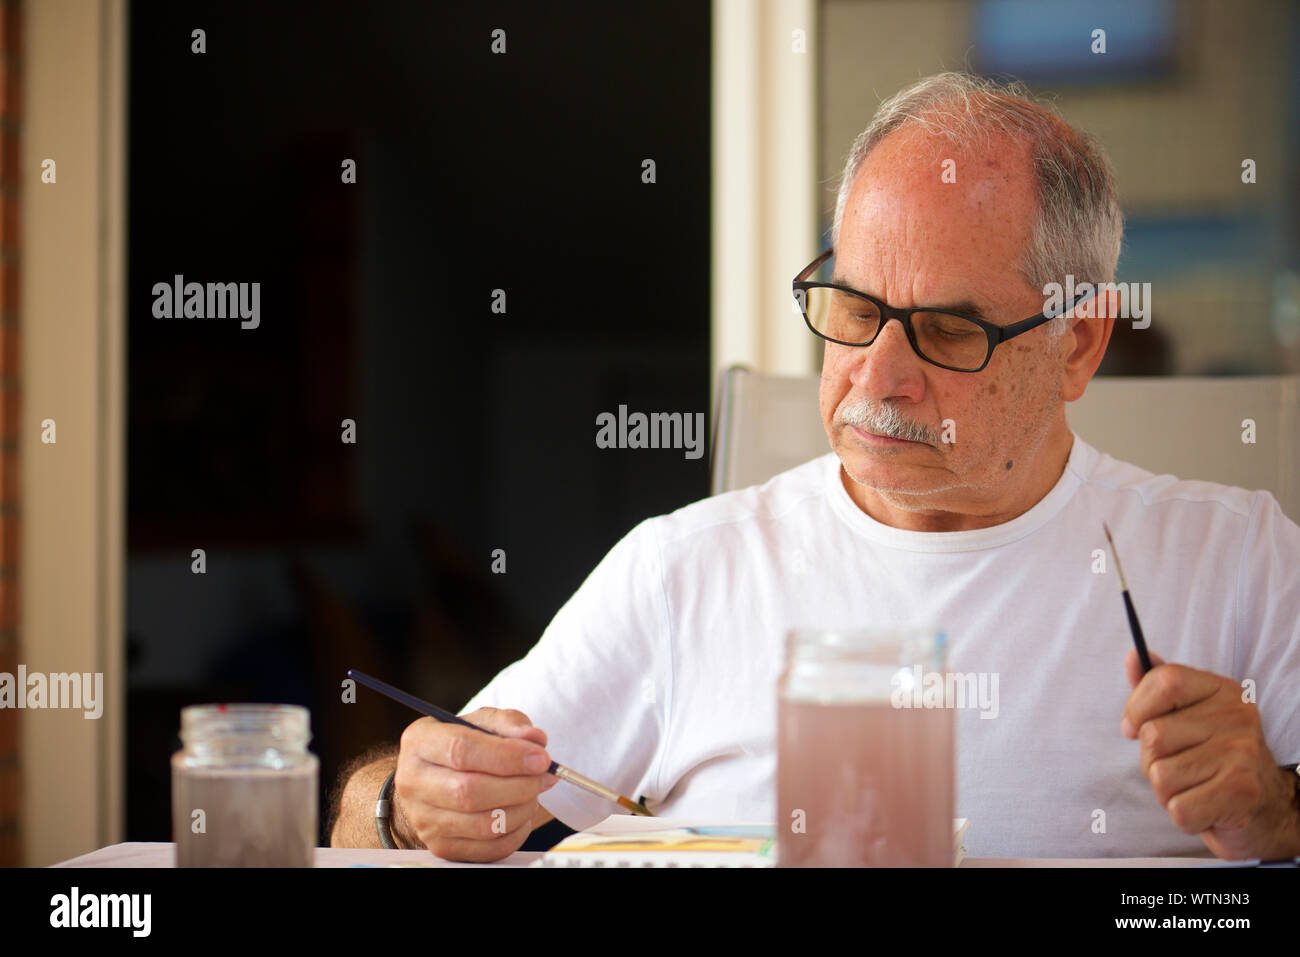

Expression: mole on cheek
xmin=1005 ymin=460 xmax=1013 ymax=470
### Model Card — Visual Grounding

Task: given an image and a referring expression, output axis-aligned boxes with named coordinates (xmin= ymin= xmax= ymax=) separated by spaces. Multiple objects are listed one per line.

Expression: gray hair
xmin=831 ymin=72 xmax=1123 ymax=337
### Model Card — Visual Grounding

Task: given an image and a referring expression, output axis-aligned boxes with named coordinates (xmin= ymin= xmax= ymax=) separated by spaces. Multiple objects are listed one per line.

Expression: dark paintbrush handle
xmin=1122 ymin=591 xmax=1154 ymax=674
xmin=350 ymin=669 xmax=558 ymax=769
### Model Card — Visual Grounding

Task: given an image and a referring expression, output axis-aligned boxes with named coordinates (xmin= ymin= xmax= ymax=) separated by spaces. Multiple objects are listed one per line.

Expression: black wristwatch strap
xmin=1283 ymin=764 xmax=1300 ymax=818
xmin=376 ymin=769 xmax=399 ymax=849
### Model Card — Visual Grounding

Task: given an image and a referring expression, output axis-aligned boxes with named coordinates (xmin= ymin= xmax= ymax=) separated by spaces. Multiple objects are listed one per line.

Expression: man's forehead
xmin=836 ymin=130 xmax=1039 ymax=308
xmin=846 ymin=127 xmax=1035 ymax=220
xmin=830 ymin=240 xmax=1017 ymax=316
xmin=864 ymin=123 xmax=1034 ymax=178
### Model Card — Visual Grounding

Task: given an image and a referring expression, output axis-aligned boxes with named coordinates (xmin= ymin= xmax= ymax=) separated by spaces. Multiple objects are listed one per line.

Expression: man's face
xmin=821 ymin=127 xmax=1070 ymax=519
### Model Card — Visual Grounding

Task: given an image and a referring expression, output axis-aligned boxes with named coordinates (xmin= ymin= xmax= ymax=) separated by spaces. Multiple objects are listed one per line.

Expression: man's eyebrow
xmin=925 ymin=300 xmax=994 ymax=322
xmin=829 ymin=275 xmax=996 ymax=323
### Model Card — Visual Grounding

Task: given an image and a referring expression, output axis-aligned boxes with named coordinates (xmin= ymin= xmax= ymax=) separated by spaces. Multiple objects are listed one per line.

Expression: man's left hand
xmin=1121 ymin=648 xmax=1300 ymax=860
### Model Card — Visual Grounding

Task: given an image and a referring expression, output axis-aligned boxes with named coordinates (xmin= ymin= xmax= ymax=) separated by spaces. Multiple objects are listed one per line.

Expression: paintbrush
xmin=1102 ymin=522 xmax=1155 ymax=674
xmin=348 ymin=669 xmax=653 ymax=817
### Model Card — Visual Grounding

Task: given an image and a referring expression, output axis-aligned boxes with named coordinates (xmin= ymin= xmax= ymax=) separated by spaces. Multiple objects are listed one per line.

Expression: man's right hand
xmin=391 ymin=707 xmax=558 ymax=862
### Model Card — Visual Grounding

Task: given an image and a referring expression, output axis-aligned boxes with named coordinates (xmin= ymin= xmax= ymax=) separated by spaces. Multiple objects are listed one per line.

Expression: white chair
xmin=710 ymin=365 xmax=1300 ymax=524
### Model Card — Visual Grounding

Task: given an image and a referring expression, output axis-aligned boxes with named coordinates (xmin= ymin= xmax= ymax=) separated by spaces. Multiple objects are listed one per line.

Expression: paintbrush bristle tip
xmin=617 ymin=796 xmax=654 ymax=817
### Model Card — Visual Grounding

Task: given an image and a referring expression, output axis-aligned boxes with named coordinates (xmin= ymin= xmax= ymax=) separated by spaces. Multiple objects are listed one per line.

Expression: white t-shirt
xmin=463 ymin=431 xmax=1300 ymax=858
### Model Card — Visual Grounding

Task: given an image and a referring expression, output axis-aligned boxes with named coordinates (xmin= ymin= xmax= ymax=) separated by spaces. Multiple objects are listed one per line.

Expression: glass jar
xmin=171 ymin=703 xmax=318 ymax=867
xmin=776 ymin=627 xmax=952 ymax=867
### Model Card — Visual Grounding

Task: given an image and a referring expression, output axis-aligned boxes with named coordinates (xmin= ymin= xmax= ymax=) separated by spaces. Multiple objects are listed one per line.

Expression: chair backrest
xmin=710 ymin=365 xmax=1300 ymax=524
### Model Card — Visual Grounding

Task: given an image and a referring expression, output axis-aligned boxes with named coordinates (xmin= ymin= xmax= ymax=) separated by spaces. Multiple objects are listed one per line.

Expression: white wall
xmin=21 ymin=0 xmax=127 ymax=865
xmin=712 ymin=0 xmax=820 ymax=406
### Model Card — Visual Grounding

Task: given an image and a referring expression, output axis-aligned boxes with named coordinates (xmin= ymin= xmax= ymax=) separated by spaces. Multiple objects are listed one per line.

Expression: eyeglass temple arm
xmin=998 ymin=283 xmax=1101 ymax=341
xmin=794 ymin=248 xmax=835 ymax=283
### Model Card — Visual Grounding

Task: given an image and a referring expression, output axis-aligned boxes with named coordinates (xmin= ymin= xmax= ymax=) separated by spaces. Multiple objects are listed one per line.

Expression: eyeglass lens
xmin=801 ymin=287 xmax=987 ymax=370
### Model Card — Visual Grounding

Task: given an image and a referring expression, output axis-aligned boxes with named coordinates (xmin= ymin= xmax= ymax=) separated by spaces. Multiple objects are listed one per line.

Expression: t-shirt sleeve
xmin=459 ymin=517 xmax=671 ymax=831
xmin=1234 ymin=491 xmax=1300 ymax=765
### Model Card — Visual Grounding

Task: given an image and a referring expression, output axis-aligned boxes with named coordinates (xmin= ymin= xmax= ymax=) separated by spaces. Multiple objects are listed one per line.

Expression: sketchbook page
xmin=584 ymin=813 xmax=970 ymax=840
xmin=535 ymin=816 xmax=776 ymax=866
xmin=537 ymin=815 xmax=971 ymax=866
xmin=581 ymin=814 xmax=773 ymax=834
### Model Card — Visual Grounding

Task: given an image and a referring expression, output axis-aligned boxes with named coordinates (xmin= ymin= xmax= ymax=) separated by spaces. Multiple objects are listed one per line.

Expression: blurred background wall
xmin=819 ymin=0 xmax=1300 ymax=376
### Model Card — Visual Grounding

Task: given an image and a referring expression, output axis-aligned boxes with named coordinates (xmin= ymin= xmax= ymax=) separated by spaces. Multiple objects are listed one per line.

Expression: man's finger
xmin=403 ymin=719 xmax=551 ymax=777
xmin=1134 ymin=700 xmax=1217 ymax=776
xmin=1122 ymin=661 xmax=1218 ymax=738
xmin=424 ymin=812 xmax=537 ymax=863
xmin=423 ymin=765 xmax=554 ymax=813
xmin=1145 ymin=739 xmax=1222 ymax=807
xmin=1162 ymin=766 xmax=1248 ymax=837
xmin=397 ymin=748 xmax=551 ymax=811
xmin=419 ymin=798 xmax=543 ymax=842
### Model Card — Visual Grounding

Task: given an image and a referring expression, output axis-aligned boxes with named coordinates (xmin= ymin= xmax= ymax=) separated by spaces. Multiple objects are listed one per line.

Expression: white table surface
xmin=49 ymin=843 xmax=546 ymax=868
xmin=47 ymin=843 xmax=1220 ymax=868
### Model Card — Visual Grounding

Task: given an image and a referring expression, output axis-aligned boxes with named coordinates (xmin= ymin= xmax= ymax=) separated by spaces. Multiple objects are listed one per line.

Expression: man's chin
xmin=839 ymin=461 xmax=948 ymax=504
xmin=835 ymin=440 xmax=933 ymax=492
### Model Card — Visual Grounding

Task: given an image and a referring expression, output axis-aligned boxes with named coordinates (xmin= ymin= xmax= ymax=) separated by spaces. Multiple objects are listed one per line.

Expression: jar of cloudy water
xmin=172 ymin=704 xmax=318 ymax=867
xmin=777 ymin=628 xmax=953 ymax=867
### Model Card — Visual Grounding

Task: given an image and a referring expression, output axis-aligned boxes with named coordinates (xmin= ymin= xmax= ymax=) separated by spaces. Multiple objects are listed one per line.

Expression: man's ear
xmin=1060 ymin=290 xmax=1118 ymax=402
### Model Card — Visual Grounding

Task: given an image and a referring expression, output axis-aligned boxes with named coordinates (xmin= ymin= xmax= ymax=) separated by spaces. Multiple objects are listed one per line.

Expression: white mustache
xmin=837 ymin=398 xmax=933 ymax=444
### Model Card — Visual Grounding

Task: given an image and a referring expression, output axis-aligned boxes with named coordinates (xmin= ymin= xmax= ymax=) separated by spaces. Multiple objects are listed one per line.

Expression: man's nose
xmin=849 ymin=316 xmax=925 ymax=396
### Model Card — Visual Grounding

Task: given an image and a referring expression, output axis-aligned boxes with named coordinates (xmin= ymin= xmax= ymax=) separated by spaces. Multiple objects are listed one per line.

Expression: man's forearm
xmin=329 ymin=752 xmax=399 ymax=848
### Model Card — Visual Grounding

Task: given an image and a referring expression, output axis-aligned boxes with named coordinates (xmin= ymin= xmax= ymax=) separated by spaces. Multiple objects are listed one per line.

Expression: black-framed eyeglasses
xmin=792 ymin=248 xmax=1096 ymax=373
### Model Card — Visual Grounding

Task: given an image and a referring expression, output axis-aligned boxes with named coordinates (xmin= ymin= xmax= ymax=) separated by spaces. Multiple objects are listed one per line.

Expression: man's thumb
xmin=1124 ymin=647 xmax=1167 ymax=688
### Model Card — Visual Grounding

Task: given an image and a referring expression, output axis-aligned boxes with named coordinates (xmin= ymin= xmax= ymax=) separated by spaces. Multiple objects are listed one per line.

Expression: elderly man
xmin=329 ymin=72 xmax=1300 ymax=862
